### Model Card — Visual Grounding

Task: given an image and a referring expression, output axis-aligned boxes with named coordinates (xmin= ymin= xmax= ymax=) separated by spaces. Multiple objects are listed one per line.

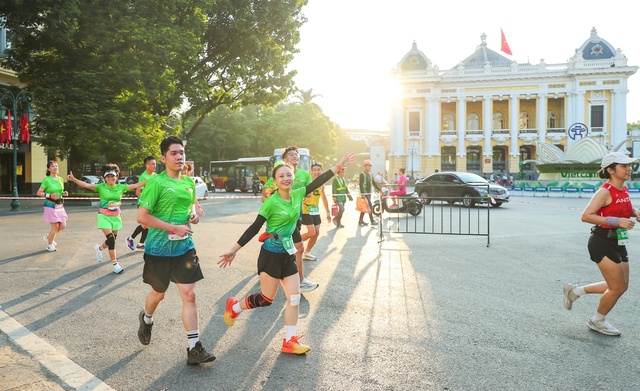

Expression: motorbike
xmin=252 ymin=179 xmax=264 ymax=196
xmin=372 ymin=188 xmax=422 ymax=217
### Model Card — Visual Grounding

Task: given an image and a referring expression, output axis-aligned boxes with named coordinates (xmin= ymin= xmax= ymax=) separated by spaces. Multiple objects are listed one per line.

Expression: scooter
xmin=252 ymin=179 xmax=264 ymax=196
xmin=372 ymin=188 xmax=422 ymax=217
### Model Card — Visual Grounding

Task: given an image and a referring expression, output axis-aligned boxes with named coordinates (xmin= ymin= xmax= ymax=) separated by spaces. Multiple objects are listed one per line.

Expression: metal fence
xmin=376 ymin=194 xmax=491 ymax=247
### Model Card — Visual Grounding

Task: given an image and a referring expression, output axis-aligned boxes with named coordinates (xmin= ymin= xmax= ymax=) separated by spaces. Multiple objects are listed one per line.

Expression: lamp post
xmin=0 ymin=88 xmax=34 ymax=210
xmin=408 ymin=143 xmax=417 ymax=181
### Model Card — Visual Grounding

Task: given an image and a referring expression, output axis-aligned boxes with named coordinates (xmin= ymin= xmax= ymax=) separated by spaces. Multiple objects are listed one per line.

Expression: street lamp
xmin=0 ymin=88 xmax=34 ymax=210
xmin=408 ymin=143 xmax=417 ymax=180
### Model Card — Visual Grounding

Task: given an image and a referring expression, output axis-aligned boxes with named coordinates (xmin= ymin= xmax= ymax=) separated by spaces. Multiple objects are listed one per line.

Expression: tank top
xmin=598 ymin=183 xmax=633 ymax=229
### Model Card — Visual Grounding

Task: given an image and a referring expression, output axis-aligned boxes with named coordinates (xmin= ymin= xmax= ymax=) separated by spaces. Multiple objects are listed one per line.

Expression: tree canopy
xmin=1 ymin=0 xmax=306 ymax=169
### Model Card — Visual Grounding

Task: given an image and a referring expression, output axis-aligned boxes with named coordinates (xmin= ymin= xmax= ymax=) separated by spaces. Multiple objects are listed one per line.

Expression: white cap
xmin=104 ymin=169 xmax=118 ymax=177
xmin=600 ymin=152 xmax=638 ymax=168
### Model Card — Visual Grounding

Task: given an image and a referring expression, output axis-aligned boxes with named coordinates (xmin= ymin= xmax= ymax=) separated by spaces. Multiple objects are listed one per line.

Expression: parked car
xmin=191 ymin=176 xmax=209 ymax=198
xmin=118 ymin=175 xmax=138 ymax=185
xmin=70 ymin=175 xmax=102 ymax=193
xmin=414 ymin=172 xmax=510 ymax=208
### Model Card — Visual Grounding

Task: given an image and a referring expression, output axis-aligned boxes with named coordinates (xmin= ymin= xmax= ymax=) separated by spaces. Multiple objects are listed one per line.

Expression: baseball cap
xmin=104 ymin=169 xmax=118 ymax=177
xmin=600 ymin=151 xmax=638 ymax=168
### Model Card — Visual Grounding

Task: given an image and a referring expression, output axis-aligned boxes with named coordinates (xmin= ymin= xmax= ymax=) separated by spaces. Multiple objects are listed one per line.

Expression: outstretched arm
xmin=218 ymin=215 xmax=267 ymax=268
xmin=67 ymin=171 xmax=97 ymax=191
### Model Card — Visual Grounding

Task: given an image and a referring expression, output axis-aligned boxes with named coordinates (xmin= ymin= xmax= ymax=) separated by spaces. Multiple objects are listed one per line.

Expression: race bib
xmin=168 ymin=224 xmax=191 ymax=241
xmin=617 ymin=228 xmax=629 ymax=246
xmin=308 ymin=205 xmax=319 ymax=214
xmin=281 ymin=236 xmax=297 ymax=255
xmin=54 ymin=204 xmax=65 ymax=213
xmin=107 ymin=201 xmax=122 ymax=211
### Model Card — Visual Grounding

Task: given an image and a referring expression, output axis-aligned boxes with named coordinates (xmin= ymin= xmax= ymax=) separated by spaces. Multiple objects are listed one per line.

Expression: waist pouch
xmin=99 ymin=208 xmax=121 ymax=216
xmin=258 ymin=232 xmax=280 ymax=242
xmin=55 ymin=198 xmax=64 ymax=205
xmin=591 ymin=226 xmax=617 ymax=239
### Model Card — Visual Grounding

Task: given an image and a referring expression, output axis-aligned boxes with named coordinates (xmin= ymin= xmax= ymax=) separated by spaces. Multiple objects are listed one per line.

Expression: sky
xmin=288 ymin=0 xmax=640 ymax=131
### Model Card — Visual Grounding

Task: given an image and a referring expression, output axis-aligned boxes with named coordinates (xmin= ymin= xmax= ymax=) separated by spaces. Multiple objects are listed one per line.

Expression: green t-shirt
xmin=264 ymin=168 xmax=312 ymax=191
xmin=96 ymin=183 xmax=129 ymax=210
xmin=138 ymin=172 xmax=196 ymax=257
xmin=138 ymin=170 xmax=156 ymax=188
xmin=41 ymin=176 xmax=64 ymax=208
xmin=259 ymin=187 xmax=306 ymax=253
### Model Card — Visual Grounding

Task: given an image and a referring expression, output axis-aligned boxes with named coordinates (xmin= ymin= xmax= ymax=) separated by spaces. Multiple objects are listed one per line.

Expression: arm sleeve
xmin=305 ymin=169 xmax=335 ymax=196
xmin=237 ymin=215 xmax=267 ymax=247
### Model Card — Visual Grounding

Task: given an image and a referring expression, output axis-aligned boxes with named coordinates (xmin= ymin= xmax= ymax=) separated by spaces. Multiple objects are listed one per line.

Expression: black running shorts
xmin=143 ymin=248 xmax=204 ymax=292
xmin=257 ymin=247 xmax=298 ymax=279
xmin=301 ymin=214 xmax=321 ymax=226
xmin=588 ymin=231 xmax=628 ymax=264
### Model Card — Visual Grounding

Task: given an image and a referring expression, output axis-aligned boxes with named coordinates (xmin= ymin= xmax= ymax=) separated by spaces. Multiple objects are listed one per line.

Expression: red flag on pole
xmin=19 ymin=112 xmax=30 ymax=143
xmin=501 ymin=28 xmax=512 ymax=55
xmin=0 ymin=110 xmax=12 ymax=145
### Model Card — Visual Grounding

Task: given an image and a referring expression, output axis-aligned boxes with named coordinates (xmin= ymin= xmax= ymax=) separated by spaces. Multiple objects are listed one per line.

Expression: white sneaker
xmin=303 ymin=252 xmax=317 ymax=261
xmin=95 ymin=245 xmax=103 ymax=262
xmin=113 ymin=262 xmax=124 ymax=274
xmin=299 ymin=277 xmax=319 ymax=293
xmin=587 ymin=319 xmax=621 ymax=336
xmin=45 ymin=244 xmax=56 ymax=252
xmin=43 ymin=234 xmax=57 ymax=246
xmin=563 ymin=283 xmax=579 ymax=310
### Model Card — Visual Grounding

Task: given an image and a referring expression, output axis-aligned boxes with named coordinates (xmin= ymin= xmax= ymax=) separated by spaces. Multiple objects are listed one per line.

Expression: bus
xmin=209 ymin=156 xmax=270 ymax=192
xmin=269 ymin=147 xmax=312 ymax=172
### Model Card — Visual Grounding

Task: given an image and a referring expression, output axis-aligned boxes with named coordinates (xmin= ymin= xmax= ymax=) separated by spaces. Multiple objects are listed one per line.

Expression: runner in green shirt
xmin=136 ymin=135 xmax=215 ymax=365
xmin=36 ymin=160 xmax=69 ymax=252
xmin=67 ymin=164 xmax=146 ymax=274
xmin=219 ymin=152 xmax=356 ymax=355
xmin=262 ymin=146 xmax=317 ymax=292
xmin=126 ymin=156 xmax=157 ymax=251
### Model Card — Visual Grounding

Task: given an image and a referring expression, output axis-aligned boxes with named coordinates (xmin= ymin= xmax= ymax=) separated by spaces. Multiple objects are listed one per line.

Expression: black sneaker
xmin=138 ymin=310 xmax=153 ymax=345
xmin=187 ymin=341 xmax=216 ymax=365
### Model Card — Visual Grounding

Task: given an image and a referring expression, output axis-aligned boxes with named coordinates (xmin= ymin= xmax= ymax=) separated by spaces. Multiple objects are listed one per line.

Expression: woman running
xmin=218 ymin=153 xmax=356 ymax=354
xmin=36 ymin=160 xmax=69 ymax=252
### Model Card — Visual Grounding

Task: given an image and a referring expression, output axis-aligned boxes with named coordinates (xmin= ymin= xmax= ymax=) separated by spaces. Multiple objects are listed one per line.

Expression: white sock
xmin=573 ymin=286 xmax=586 ymax=296
xmin=285 ymin=325 xmax=296 ymax=342
xmin=187 ymin=330 xmax=199 ymax=349
xmin=592 ymin=312 xmax=606 ymax=322
xmin=144 ymin=312 xmax=154 ymax=325
xmin=232 ymin=303 xmax=242 ymax=314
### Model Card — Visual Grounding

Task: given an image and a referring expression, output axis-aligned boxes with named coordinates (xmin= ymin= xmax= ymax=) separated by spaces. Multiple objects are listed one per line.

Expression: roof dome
xmin=576 ymin=27 xmax=616 ymax=60
xmin=398 ymin=41 xmax=432 ymax=71
xmin=455 ymin=33 xmax=512 ymax=69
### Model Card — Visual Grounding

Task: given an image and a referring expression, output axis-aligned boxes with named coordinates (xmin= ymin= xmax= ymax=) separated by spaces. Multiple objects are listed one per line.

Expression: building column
xmin=389 ymin=99 xmax=404 ymax=157
xmin=456 ymin=96 xmax=466 ymax=156
xmin=483 ymin=95 xmax=492 ymax=157
xmin=537 ymin=93 xmax=547 ymax=144
xmin=509 ymin=94 xmax=520 ymax=172
xmin=426 ymin=97 xmax=439 ymax=156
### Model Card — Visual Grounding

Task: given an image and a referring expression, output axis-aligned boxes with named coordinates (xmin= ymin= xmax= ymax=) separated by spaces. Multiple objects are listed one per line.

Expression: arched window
xmin=493 ymin=112 xmax=505 ymax=129
xmin=466 ymin=146 xmax=481 ymax=172
xmin=547 ymin=111 xmax=556 ymax=129
xmin=441 ymin=146 xmax=456 ymax=171
xmin=493 ymin=146 xmax=507 ymax=172
xmin=442 ymin=114 xmax=455 ymax=132
xmin=467 ymin=113 xmax=479 ymax=130
xmin=519 ymin=112 xmax=530 ymax=129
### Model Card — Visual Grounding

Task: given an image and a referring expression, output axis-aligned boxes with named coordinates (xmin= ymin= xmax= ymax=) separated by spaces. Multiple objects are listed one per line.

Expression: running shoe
xmin=300 ymin=278 xmax=319 ymax=293
xmin=281 ymin=335 xmax=310 ymax=354
xmin=113 ymin=262 xmax=124 ymax=274
xmin=587 ymin=319 xmax=621 ymax=336
xmin=563 ymin=282 xmax=579 ymax=310
xmin=136 ymin=243 xmax=145 ymax=251
xmin=358 ymin=221 xmax=368 ymax=226
xmin=224 ymin=297 xmax=239 ymax=327
xmin=45 ymin=244 xmax=56 ymax=252
xmin=43 ymin=234 xmax=57 ymax=246
xmin=187 ymin=341 xmax=216 ymax=365
xmin=95 ymin=245 xmax=103 ymax=262
xmin=137 ymin=310 xmax=153 ymax=345
xmin=303 ymin=252 xmax=317 ymax=261
xmin=126 ymin=236 xmax=135 ymax=250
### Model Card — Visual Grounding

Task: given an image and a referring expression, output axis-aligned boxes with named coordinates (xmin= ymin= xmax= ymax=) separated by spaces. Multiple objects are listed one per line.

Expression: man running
xmin=301 ymin=162 xmax=330 ymax=260
xmin=127 ymin=155 xmax=156 ymax=251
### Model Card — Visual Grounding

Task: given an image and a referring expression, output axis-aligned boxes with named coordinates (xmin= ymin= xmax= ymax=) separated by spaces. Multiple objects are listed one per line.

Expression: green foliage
xmin=1 ymin=0 xmax=307 ymax=171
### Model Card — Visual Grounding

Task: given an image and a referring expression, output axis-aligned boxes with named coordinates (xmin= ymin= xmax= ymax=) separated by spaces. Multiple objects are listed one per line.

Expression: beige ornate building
xmin=389 ymin=28 xmax=638 ymax=179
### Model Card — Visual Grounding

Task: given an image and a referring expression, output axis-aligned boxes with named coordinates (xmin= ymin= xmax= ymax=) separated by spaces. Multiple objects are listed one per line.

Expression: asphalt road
xmin=2 ymin=193 xmax=640 ymax=390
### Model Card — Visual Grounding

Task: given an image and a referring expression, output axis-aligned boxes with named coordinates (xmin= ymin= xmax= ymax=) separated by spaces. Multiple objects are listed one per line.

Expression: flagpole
xmin=0 ymin=88 xmax=34 ymax=210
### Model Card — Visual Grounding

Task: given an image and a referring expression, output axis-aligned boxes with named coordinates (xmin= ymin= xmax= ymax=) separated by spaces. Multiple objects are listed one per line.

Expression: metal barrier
xmin=375 ymin=193 xmax=491 ymax=247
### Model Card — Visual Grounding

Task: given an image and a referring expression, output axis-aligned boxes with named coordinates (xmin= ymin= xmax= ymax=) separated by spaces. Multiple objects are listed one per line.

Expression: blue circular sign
xmin=568 ymin=123 xmax=589 ymax=140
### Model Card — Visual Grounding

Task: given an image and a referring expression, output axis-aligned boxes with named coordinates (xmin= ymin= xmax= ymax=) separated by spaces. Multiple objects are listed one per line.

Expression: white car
xmin=191 ymin=176 xmax=209 ymax=198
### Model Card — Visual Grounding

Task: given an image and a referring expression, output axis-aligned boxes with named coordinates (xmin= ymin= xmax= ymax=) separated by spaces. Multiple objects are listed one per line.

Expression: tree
xmin=1 ymin=0 xmax=307 ymax=168
xmin=294 ymin=88 xmax=322 ymax=104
